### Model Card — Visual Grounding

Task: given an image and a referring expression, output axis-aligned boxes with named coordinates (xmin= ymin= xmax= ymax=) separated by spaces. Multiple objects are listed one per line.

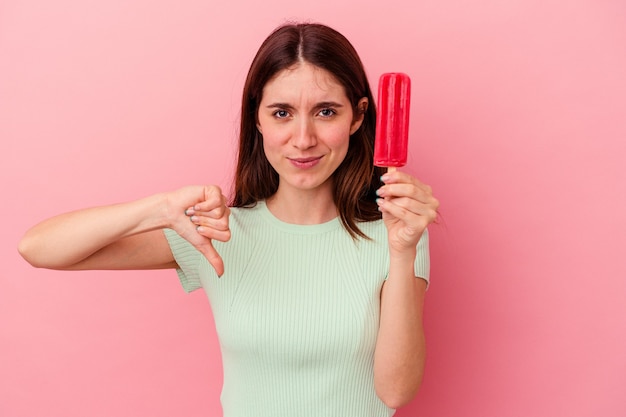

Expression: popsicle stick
xmin=387 ymin=167 xmax=397 ymax=173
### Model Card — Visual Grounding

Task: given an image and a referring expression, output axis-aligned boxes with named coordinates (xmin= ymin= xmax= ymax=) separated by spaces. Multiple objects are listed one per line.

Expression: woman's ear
xmin=350 ymin=98 xmax=369 ymax=135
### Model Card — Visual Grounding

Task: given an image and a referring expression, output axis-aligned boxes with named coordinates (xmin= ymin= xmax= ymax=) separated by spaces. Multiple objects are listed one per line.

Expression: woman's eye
xmin=319 ymin=108 xmax=336 ymax=117
xmin=273 ymin=110 xmax=290 ymax=119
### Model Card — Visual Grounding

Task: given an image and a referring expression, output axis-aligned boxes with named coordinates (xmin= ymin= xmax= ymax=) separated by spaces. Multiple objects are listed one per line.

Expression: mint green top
xmin=164 ymin=200 xmax=429 ymax=417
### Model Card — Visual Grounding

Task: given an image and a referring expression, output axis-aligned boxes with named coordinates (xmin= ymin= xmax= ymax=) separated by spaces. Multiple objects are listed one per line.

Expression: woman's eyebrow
xmin=314 ymin=101 xmax=344 ymax=109
xmin=265 ymin=102 xmax=294 ymax=110
xmin=264 ymin=101 xmax=345 ymax=109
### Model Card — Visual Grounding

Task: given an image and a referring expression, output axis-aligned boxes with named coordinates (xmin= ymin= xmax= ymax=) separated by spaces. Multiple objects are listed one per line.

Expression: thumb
xmin=198 ymin=240 xmax=225 ymax=277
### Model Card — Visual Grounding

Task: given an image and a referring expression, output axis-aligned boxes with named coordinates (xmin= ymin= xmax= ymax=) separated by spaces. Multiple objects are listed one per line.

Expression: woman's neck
xmin=265 ymin=185 xmax=337 ymax=225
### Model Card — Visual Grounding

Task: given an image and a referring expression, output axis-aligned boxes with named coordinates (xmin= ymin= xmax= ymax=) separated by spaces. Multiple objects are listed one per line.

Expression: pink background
xmin=1 ymin=1 xmax=625 ymax=416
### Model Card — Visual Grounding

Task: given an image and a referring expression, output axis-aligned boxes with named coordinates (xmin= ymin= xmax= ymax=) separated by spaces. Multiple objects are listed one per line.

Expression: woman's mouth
xmin=288 ymin=156 xmax=323 ymax=169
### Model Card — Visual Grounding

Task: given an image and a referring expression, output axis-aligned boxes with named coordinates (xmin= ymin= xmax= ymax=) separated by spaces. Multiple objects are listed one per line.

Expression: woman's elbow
xmin=18 ymin=234 xmax=54 ymax=269
xmin=377 ymin=388 xmax=419 ymax=410
xmin=18 ymin=235 xmax=40 ymax=267
xmin=374 ymin=362 xmax=424 ymax=409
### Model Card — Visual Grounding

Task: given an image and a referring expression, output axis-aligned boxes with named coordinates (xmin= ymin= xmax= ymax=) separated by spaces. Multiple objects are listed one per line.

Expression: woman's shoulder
xmin=229 ymin=202 xmax=265 ymax=228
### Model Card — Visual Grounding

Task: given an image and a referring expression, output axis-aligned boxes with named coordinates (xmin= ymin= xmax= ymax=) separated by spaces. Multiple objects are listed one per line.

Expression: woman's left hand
xmin=376 ymin=170 xmax=439 ymax=254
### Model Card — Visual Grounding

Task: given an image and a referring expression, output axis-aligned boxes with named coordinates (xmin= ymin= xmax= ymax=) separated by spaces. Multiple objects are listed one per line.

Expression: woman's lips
xmin=288 ymin=156 xmax=322 ymax=169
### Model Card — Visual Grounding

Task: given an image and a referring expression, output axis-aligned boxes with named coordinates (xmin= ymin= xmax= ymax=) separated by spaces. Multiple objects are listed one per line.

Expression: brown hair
xmin=231 ymin=22 xmax=385 ymax=238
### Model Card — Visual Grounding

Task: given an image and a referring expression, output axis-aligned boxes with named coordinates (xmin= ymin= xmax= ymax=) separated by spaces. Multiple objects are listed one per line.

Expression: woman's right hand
xmin=18 ymin=185 xmax=231 ymax=274
xmin=165 ymin=185 xmax=231 ymax=276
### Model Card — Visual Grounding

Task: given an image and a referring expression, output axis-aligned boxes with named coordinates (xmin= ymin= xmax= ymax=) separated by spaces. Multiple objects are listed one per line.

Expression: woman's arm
xmin=373 ymin=170 xmax=439 ymax=409
xmin=18 ymin=185 xmax=231 ymax=274
xmin=374 ymin=251 xmax=427 ymax=409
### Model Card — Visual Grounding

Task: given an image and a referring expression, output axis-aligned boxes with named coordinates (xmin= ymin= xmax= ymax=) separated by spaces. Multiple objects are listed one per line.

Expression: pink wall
xmin=2 ymin=1 xmax=625 ymax=416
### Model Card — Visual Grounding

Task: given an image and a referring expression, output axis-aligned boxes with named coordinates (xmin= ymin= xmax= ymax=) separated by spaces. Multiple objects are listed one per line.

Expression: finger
xmin=196 ymin=187 xmax=227 ymax=210
xmin=193 ymin=199 xmax=225 ymax=214
xmin=381 ymin=169 xmax=421 ymax=185
xmin=190 ymin=214 xmax=230 ymax=231
xmin=377 ymin=184 xmax=436 ymax=205
xmin=382 ymin=195 xmax=439 ymax=217
xmin=188 ymin=186 xmax=224 ymax=211
xmin=183 ymin=228 xmax=226 ymax=276
xmin=176 ymin=226 xmax=226 ymax=276
xmin=381 ymin=171 xmax=434 ymax=195
xmin=189 ymin=206 xmax=230 ymax=226
xmin=377 ymin=197 xmax=437 ymax=226
xmin=196 ymin=240 xmax=225 ymax=277
xmin=191 ymin=205 xmax=229 ymax=219
xmin=196 ymin=225 xmax=231 ymax=242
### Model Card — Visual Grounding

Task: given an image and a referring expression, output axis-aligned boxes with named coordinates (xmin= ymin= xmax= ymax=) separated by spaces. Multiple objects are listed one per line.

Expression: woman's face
xmin=257 ymin=62 xmax=366 ymax=196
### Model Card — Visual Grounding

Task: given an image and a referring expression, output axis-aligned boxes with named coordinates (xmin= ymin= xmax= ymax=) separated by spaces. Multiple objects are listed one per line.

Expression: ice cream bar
xmin=373 ymin=72 xmax=411 ymax=168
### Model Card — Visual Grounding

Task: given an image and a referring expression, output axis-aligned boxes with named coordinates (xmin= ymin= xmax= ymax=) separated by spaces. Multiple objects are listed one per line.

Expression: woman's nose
xmin=291 ymin=118 xmax=317 ymax=150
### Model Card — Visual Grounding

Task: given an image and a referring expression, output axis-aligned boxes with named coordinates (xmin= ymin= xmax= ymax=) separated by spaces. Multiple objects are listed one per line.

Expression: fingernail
xmin=381 ymin=174 xmax=390 ymax=182
xmin=190 ymin=216 xmax=198 ymax=222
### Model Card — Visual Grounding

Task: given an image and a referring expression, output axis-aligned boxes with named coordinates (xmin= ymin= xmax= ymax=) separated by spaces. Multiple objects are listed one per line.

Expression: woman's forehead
xmin=261 ymin=63 xmax=347 ymax=104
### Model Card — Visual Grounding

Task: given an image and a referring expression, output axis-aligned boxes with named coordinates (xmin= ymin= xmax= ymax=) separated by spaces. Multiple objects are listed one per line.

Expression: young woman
xmin=19 ymin=23 xmax=439 ymax=417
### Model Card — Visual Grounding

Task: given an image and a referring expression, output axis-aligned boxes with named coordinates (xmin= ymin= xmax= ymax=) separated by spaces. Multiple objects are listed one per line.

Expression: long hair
xmin=231 ymin=23 xmax=385 ymax=239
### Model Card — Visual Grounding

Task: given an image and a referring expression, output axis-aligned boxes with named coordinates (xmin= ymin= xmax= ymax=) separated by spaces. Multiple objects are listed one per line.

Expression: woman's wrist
xmin=130 ymin=192 xmax=173 ymax=232
xmin=152 ymin=191 xmax=178 ymax=230
xmin=389 ymin=246 xmax=417 ymax=264
xmin=387 ymin=247 xmax=417 ymax=280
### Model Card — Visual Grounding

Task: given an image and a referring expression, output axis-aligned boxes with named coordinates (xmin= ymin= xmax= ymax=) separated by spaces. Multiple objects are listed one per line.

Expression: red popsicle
xmin=373 ymin=72 xmax=411 ymax=170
